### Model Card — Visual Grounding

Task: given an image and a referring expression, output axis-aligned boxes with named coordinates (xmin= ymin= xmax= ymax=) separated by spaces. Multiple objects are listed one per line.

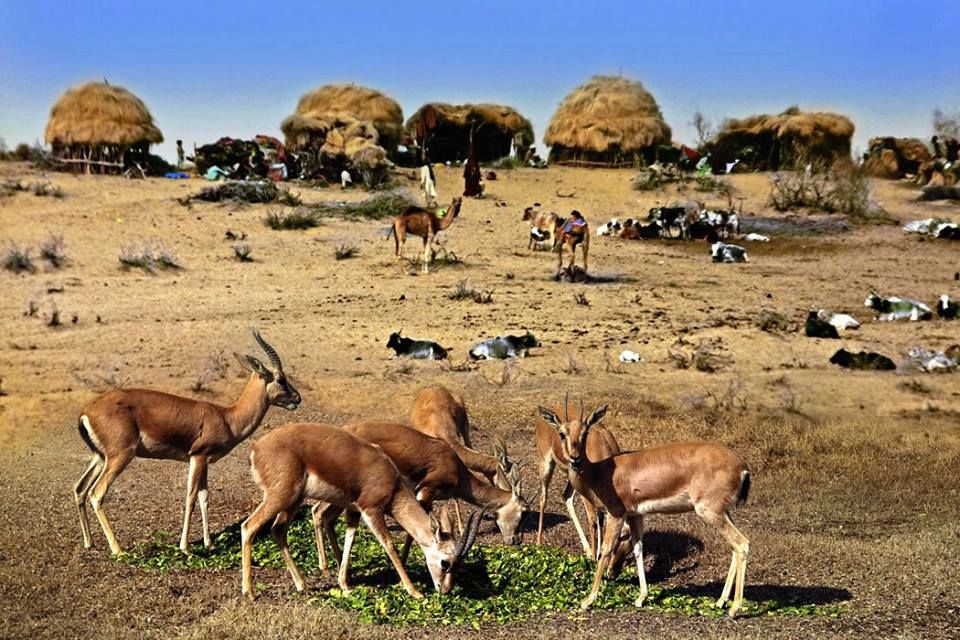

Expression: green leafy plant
xmin=119 ymin=509 xmax=845 ymax=626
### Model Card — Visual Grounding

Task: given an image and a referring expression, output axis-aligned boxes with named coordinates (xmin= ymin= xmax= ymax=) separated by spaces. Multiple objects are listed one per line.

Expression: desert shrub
xmin=2 ymin=243 xmax=35 ymax=273
xmin=758 ymin=309 xmax=792 ymax=333
xmin=263 ymin=208 xmax=320 ymax=230
xmin=314 ymin=192 xmax=418 ymax=221
xmin=180 ymin=181 xmax=284 ymax=205
xmin=334 ymin=243 xmax=359 ymax=260
xmin=39 ymin=234 xmax=68 ymax=268
xmin=933 ymin=108 xmax=960 ymax=140
xmin=30 ymin=181 xmax=65 ymax=198
xmin=232 ymin=243 xmax=254 ymax=262
xmin=491 ymin=156 xmax=524 ymax=170
xmin=0 ymin=179 xmax=26 ymax=198
xmin=669 ymin=337 xmax=732 ymax=372
xmin=447 ymin=280 xmax=492 ymax=303
xmin=768 ymin=164 xmax=891 ymax=223
xmin=119 ymin=240 xmax=181 ymax=272
xmin=574 ymin=292 xmax=589 ymax=306
xmin=695 ymin=174 xmax=733 ymax=198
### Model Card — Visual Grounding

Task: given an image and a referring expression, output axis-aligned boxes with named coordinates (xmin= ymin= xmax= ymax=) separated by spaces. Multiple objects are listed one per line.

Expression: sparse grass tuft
xmin=669 ymin=337 xmax=732 ymax=372
xmin=30 ymin=180 xmax=66 ymax=198
xmin=44 ymin=301 xmax=60 ymax=327
xmin=574 ymin=292 xmax=590 ymax=306
xmin=334 ymin=243 xmax=360 ymax=260
xmin=39 ymin=234 xmax=68 ymax=268
xmin=119 ymin=240 xmax=182 ymax=272
xmin=263 ymin=208 xmax=320 ymax=230
xmin=563 ymin=352 xmax=586 ymax=375
xmin=191 ymin=350 xmax=230 ymax=393
xmin=2 ymin=243 xmax=35 ymax=273
xmin=447 ymin=280 xmax=493 ymax=303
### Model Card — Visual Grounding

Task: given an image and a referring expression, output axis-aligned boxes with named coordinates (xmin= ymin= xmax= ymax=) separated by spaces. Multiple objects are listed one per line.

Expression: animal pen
xmin=44 ymin=81 xmax=163 ymax=175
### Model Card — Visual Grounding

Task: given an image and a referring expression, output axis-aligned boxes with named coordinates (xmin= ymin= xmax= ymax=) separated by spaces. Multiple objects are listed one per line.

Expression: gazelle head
xmin=422 ymin=509 xmax=484 ymax=593
xmin=538 ymin=393 xmax=608 ymax=473
xmin=234 ymin=329 xmax=301 ymax=410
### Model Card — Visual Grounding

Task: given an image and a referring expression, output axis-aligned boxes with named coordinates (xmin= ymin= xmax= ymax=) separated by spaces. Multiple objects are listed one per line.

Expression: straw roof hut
xmin=281 ymin=84 xmax=403 ymax=154
xmin=44 ymin=81 xmax=163 ymax=174
xmin=707 ymin=107 xmax=854 ymax=171
xmin=543 ymin=75 xmax=672 ymax=167
xmin=405 ymin=103 xmax=534 ymax=163
xmin=864 ymin=137 xmax=932 ymax=179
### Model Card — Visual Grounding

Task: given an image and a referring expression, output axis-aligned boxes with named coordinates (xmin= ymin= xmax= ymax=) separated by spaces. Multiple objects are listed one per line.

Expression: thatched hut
xmin=864 ymin=137 xmax=932 ymax=179
xmin=281 ymin=84 xmax=403 ymax=154
xmin=44 ymin=81 xmax=163 ymax=174
xmin=281 ymin=84 xmax=401 ymax=183
xmin=405 ymin=103 xmax=534 ymax=163
xmin=707 ymin=107 xmax=854 ymax=171
xmin=543 ymin=75 xmax=672 ymax=167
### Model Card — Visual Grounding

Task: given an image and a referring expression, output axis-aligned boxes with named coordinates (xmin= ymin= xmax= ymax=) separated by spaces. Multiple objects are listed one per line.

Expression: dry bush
xmin=43 ymin=301 xmax=61 ymax=327
xmin=758 ymin=309 xmax=793 ymax=333
xmin=668 ymin=337 xmax=732 ymax=372
xmin=481 ymin=359 xmax=523 ymax=386
xmin=334 ymin=243 xmax=359 ymax=260
xmin=2 ymin=243 xmax=35 ymax=273
xmin=563 ymin=352 xmax=586 ymax=375
xmin=191 ymin=350 xmax=230 ymax=393
xmin=263 ymin=208 xmax=320 ymax=230
xmin=704 ymin=377 xmax=749 ymax=414
xmin=768 ymin=163 xmax=891 ymax=224
xmin=232 ymin=243 xmax=254 ymax=262
xmin=573 ymin=292 xmax=589 ymax=306
xmin=119 ymin=240 xmax=181 ymax=272
xmin=72 ymin=364 xmax=129 ymax=391
xmin=40 ymin=234 xmax=68 ymax=268
xmin=447 ymin=280 xmax=493 ymax=303
xmin=30 ymin=180 xmax=66 ymax=198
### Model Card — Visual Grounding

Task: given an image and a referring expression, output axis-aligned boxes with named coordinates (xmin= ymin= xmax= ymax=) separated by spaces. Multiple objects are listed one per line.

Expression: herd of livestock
xmin=74 ymin=330 xmax=753 ymax=617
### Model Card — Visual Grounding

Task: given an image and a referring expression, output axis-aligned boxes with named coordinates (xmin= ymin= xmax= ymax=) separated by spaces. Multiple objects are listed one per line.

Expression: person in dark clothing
xmin=463 ymin=145 xmax=482 ymax=197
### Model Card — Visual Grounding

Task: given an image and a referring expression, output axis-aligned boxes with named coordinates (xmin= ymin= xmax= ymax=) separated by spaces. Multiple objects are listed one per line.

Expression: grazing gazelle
xmin=538 ymin=399 xmax=752 ymax=617
xmin=534 ymin=393 xmax=620 ymax=557
xmin=242 ymin=422 xmax=482 ymax=599
xmin=388 ymin=196 xmax=463 ymax=272
xmin=74 ymin=329 xmax=300 ymax=555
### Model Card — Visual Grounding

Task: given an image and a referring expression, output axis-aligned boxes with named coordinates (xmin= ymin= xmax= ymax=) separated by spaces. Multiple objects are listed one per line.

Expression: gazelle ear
xmin=585 ymin=404 xmax=608 ymax=429
xmin=234 ymin=353 xmax=273 ymax=380
xmin=538 ymin=407 xmax=561 ymax=429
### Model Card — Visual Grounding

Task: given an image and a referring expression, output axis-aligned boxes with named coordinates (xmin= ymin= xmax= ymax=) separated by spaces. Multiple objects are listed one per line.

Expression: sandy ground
xmin=0 ymin=162 xmax=958 ymax=639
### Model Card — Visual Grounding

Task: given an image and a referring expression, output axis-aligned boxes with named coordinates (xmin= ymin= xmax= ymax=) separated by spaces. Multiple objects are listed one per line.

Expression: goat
xmin=596 ymin=218 xmax=622 ymax=236
xmin=937 ymin=294 xmax=960 ymax=319
xmin=386 ymin=331 xmax=448 ymax=359
xmin=864 ymin=291 xmax=932 ymax=321
xmin=469 ymin=332 xmax=541 ymax=360
xmin=648 ymin=206 xmax=686 ymax=238
xmin=804 ymin=310 xmax=840 ymax=339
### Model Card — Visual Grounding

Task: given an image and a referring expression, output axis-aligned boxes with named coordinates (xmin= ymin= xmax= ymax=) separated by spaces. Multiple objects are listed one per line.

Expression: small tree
xmin=933 ymin=108 xmax=960 ymax=140
xmin=691 ymin=111 xmax=714 ymax=148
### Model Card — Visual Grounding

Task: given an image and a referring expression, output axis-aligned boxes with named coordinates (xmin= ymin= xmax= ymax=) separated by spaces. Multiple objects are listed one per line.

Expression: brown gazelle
xmin=555 ymin=210 xmax=590 ymax=279
xmin=389 ymin=196 xmax=463 ymax=272
xmin=410 ymin=385 xmax=513 ymax=490
xmin=74 ymin=329 xmax=300 ymax=555
xmin=538 ymin=399 xmax=752 ymax=617
xmin=242 ymin=422 xmax=480 ymax=599
xmin=535 ymin=394 xmax=620 ymax=557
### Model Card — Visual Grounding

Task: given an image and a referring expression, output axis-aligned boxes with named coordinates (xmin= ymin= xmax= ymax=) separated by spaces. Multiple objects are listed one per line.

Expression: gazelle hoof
xmin=727 ymin=604 xmax=741 ymax=618
xmin=579 ymin=597 xmax=595 ymax=611
xmin=634 ymin=595 xmax=647 ymax=608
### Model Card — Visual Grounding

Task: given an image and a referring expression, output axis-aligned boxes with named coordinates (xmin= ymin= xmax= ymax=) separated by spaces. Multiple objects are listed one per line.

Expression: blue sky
xmin=1 ymin=1 xmax=958 ymax=162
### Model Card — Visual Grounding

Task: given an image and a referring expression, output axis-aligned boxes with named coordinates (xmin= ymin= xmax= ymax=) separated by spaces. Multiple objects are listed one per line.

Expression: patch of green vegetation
xmin=119 ymin=509 xmax=844 ymax=626
xmin=263 ymin=208 xmax=321 ymax=230
xmin=313 ymin=192 xmax=417 ymax=221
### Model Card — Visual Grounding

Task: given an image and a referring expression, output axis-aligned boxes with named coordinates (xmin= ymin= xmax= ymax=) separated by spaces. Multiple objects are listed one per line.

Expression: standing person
xmin=463 ymin=129 xmax=482 ymax=197
xmin=176 ymin=140 xmax=185 ymax=170
xmin=420 ymin=161 xmax=437 ymax=206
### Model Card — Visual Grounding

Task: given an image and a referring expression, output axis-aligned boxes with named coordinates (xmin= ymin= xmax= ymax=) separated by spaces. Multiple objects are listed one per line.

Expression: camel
xmin=556 ymin=210 xmax=590 ymax=280
xmin=389 ymin=197 xmax=462 ymax=273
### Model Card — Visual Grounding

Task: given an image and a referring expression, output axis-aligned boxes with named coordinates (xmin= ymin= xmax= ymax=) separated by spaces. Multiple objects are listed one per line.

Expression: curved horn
xmin=579 ymin=399 xmax=585 ymax=425
xmin=253 ymin=329 xmax=283 ymax=371
xmin=460 ymin=508 xmax=485 ymax=561
xmin=452 ymin=510 xmax=478 ymax=563
xmin=564 ymin=390 xmax=570 ymax=421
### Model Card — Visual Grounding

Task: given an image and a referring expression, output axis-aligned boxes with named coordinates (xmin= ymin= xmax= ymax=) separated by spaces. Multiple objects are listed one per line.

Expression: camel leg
xmin=556 ymin=240 xmax=564 ymax=279
xmin=423 ymin=232 xmax=433 ymax=273
xmin=88 ymin=448 xmax=135 ymax=555
xmin=582 ymin=238 xmax=589 ymax=274
xmin=74 ymin=455 xmax=103 ymax=549
xmin=395 ymin=223 xmax=405 ymax=257
xmin=361 ymin=509 xmax=424 ymax=599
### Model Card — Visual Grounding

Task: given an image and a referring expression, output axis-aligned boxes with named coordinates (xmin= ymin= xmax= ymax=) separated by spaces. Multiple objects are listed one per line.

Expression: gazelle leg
xmin=312 ymin=502 xmax=341 ymax=578
xmin=563 ymin=481 xmax=591 ymax=555
xmin=323 ymin=506 xmax=343 ymax=569
xmin=715 ymin=511 xmax=750 ymax=617
xmin=74 ymin=455 xmax=103 ymax=548
xmin=718 ymin=551 xmax=737 ymax=607
xmin=627 ymin=515 xmax=648 ymax=607
xmin=362 ymin=509 xmax=423 ymax=599
xmin=399 ymin=534 xmax=414 ymax=566
xmin=180 ymin=455 xmax=207 ymax=554
xmin=197 ymin=460 xmax=211 ymax=548
xmin=241 ymin=498 xmax=284 ymax=598
xmin=88 ymin=449 xmax=134 ymax=555
xmin=338 ymin=510 xmax=360 ymax=593
xmin=272 ymin=507 xmax=306 ymax=592
xmin=536 ymin=457 xmax=554 ymax=545
xmin=582 ymin=497 xmax=599 ymax=559
xmin=581 ymin=515 xmax=624 ymax=610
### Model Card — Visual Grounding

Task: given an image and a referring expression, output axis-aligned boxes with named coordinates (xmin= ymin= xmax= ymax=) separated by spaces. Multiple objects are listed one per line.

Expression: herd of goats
xmin=73 ymin=330 xmax=753 ymax=617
